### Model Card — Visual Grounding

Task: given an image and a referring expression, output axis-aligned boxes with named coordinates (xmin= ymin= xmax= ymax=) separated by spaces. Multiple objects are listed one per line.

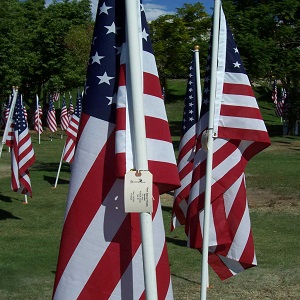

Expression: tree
xmin=222 ymin=0 xmax=300 ymax=132
xmin=149 ymin=2 xmax=211 ymax=84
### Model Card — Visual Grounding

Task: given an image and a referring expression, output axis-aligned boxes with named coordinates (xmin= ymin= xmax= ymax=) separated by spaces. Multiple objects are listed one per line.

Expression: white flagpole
xmin=125 ymin=0 xmax=158 ymax=299
xmin=23 ymin=194 xmax=28 ymax=204
xmin=194 ymin=45 xmax=210 ymax=288
xmin=200 ymin=0 xmax=221 ymax=299
xmin=0 ymin=87 xmax=18 ymax=158
xmin=54 ymin=144 xmax=66 ymax=188
xmin=36 ymin=95 xmax=41 ymax=145
xmin=194 ymin=45 xmax=203 ymax=119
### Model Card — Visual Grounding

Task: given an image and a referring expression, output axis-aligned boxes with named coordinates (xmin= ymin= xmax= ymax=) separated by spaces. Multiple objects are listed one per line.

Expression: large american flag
xmin=172 ymin=57 xmax=199 ymax=230
xmin=47 ymin=97 xmax=57 ymax=133
xmin=185 ymin=6 xmax=271 ymax=280
xmin=52 ymin=1 xmax=179 ymax=299
xmin=34 ymin=96 xmax=43 ymax=134
xmin=11 ymin=94 xmax=35 ymax=196
xmin=62 ymin=93 xmax=82 ymax=163
xmin=60 ymin=95 xmax=69 ymax=130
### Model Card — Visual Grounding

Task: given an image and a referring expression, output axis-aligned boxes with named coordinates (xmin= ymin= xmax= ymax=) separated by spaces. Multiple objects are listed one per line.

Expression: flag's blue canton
xmin=62 ymin=95 xmax=66 ymax=108
xmin=140 ymin=5 xmax=153 ymax=54
xmin=49 ymin=98 xmax=54 ymax=111
xmin=83 ymin=0 xmax=126 ymax=123
xmin=14 ymin=95 xmax=27 ymax=134
xmin=225 ymin=27 xmax=246 ymax=74
xmin=75 ymin=93 xmax=82 ymax=118
xmin=182 ymin=59 xmax=198 ymax=134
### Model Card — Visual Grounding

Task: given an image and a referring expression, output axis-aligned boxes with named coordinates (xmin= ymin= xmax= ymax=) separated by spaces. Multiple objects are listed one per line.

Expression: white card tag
xmin=124 ymin=170 xmax=153 ymax=213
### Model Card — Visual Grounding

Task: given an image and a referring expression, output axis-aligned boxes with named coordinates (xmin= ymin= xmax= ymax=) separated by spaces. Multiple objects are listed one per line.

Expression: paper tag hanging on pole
xmin=124 ymin=170 xmax=153 ymax=213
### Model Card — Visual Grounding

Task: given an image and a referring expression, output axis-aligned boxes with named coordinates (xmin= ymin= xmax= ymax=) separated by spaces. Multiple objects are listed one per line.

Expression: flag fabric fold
xmin=172 ymin=57 xmax=199 ymax=230
xmin=34 ymin=96 xmax=43 ymax=134
xmin=62 ymin=93 xmax=82 ymax=163
xmin=10 ymin=94 xmax=35 ymax=196
xmin=60 ymin=95 xmax=69 ymax=130
xmin=52 ymin=1 xmax=179 ymax=299
xmin=185 ymin=6 xmax=271 ymax=280
xmin=47 ymin=97 xmax=57 ymax=133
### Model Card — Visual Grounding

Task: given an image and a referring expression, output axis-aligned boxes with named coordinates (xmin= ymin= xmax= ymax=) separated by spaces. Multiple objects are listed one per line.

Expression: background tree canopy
xmin=0 ymin=0 xmax=93 ymax=105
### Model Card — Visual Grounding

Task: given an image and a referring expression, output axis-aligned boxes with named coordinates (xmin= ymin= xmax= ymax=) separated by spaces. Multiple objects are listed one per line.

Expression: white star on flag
xmin=97 ymin=72 xmax=114 ymax=85
xmin=105 ymin=22 xmax=120 ymax=34
xmin=91 ymin=52 xmax=104 ymax=64
xmin=99 ymin=2 xmax=112 ymax=15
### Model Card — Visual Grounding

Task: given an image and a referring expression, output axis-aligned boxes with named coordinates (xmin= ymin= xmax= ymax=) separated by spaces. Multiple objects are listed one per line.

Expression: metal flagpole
xmin=54 ymin=144 xmax=66 ymax=188
xmin=194 ymin=45 xmax=210 ymax=288
xmin=0 ymin=87 xmax=18 ymax=158
xmin=200 ymin=0 xmax=221 ymax=299
xmin=125 ymin=0 xmax=158 ymax=299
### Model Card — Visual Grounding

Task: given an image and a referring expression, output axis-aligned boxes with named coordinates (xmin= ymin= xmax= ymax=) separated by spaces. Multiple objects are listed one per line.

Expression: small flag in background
xmin=62 ymin=93 xmax=82 ymax=163
xmin=11 ymin=94 xmax=35 ymax=196
xmin=185 ymin=6 xmax=271 ymax=280
xmin=47 ymin=97 xmax=57 ymax=133
xmin=68 ymin=93 xmax=74 ymax=116
xmin=52 ymin=92 xmax=60 ymax=102
xmin=60 ymin=95 xmax=69 ymax=130
xmin=272 ymin=78 xmax=277 ymax=104
xmin=34 ymin=96 xmax=43 ymax=134
xmin=172 ymin=58 xmax=199 ymax=230
xmin=52 ymin=1 xmax=180 ymax=299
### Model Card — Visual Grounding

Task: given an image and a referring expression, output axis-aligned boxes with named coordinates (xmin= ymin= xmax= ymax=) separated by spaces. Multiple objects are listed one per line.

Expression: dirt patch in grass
xmin=0 ymin=164 xmax=11 ymax=179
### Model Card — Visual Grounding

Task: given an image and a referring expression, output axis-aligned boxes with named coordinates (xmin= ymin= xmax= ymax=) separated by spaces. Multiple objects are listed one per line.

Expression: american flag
xmin=185 ymin=6 xmax=271 ymax=280
xmin=52 ymin=92 xmax=60 ymax=102
xmin=62 ymin=93 xmax=82 ymax=163
xmin=272 ymin=78 xmax=277 ymax=104
xmin=34 ymin=96 xmax=43 ymax=134
xmin=68 ymin=93 xmax=74 ymax=116
xmin=47 ymin=97 xmax=57 ymax=133
xmin=60 ymin=95 xmax=69 ymax=130
xmin=52 ymin=1 xmax=180 ymax=299
xmin=172 ymin=58 xmax=199 ymax=230
xmin=11 ymin=94 xmax=35 ymax=196
xmin=5 ymin=94 xmax=15 ymax=148
xmin=275 ymin=87 xmax=287 ymax=118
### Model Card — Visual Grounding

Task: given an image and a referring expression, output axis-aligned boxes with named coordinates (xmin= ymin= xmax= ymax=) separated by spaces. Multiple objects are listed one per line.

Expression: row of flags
xmin=1 ymin=0 xmax=271 ymax=298
xmin=1 ymin=91 xmax=83 ymax=200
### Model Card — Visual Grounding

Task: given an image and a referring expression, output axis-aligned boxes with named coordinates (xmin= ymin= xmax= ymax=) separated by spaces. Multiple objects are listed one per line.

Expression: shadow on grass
xmin=171 ymin=273 xmax=201 ymax=285
xmin=43 ymin=175 xmax=69 ymax=187
xmin=33 ymin=162 xmax=70 ymax=173
xmin=0 ymin=194 xmax=13 ymax=203
xmin=0 ymin=209 xmax=21 ymax=220
xmin=166 ymin=236 xmax=187 ymax=247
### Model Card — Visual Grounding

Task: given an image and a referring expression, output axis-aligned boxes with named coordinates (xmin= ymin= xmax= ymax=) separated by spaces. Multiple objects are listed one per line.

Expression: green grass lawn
xmin=0 ymin=80 xmax=300 ymax=299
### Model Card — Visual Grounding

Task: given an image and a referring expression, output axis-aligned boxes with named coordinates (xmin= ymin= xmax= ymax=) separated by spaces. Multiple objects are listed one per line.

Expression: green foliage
xmin=0 ymin=0 xmax=92 ymax=108
xmin=150 ymin=2 xmax=211 ymax=81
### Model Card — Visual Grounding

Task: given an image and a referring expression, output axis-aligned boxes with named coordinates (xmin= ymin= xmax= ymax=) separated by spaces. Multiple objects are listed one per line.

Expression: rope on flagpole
xmin=0 ymin=87 xmax=18 ymax=158
xmin=200 ymin=0 xmax=221 ymax=299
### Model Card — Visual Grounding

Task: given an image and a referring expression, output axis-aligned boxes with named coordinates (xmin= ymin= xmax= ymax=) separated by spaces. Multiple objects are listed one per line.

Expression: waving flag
xmin=47 ymin=97 xmax=57 ymax=133
xmin=52 ymin=1 xmax=179 ymax=299
xmin=172 ymin=58 xmax=199 ymax=230
xmin=34 ymin=96 xmax=43 ymax=134
xmin=185 ymin=6 xmax=271 ymax=280
xmin=62 ymin=94 xmax=82 ymax=163
xmin=60 ymin=95 xmax=69 ymax=130
xmin=11 ymin=95 xmax=35 ymax=196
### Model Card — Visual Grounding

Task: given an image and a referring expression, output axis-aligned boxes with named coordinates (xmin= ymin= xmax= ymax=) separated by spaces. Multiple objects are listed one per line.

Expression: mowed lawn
xmin=0 ymin=80 xmax=300 ymax=299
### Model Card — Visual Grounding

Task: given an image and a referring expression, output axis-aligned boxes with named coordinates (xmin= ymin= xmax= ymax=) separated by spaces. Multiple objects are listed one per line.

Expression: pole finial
xmin=194 ymin=45 xmax=200 ymax=51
